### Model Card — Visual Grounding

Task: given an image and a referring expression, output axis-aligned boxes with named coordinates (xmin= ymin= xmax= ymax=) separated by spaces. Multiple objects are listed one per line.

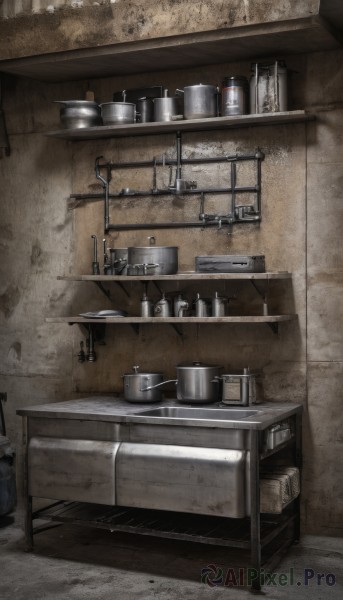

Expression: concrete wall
xmin=0 ymin=0 xmax=320 ymax=58
xmin=0 ymin=21 xmax=342 ymax=536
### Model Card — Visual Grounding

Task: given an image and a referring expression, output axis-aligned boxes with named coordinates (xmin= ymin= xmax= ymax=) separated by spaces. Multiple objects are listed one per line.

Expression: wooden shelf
xmin=0 ymin=14 xmax=341 ymax=83
xmin=58 ymin=271 xmax=292 ymax=282
xmin=46 ymin=111 xmax=314 ymax=141
xmin=46 ymin=315 xmax=297 ymax=325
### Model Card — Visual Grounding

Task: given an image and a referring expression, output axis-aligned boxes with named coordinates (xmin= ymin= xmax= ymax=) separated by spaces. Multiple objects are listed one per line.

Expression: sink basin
xmin=132 ymin=407 xmax=260 ymax=420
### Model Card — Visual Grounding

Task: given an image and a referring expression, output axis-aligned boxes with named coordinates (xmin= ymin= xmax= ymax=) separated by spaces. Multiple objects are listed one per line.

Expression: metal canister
xmin=250 ymin=61 xmax=288 ymax=114
xmin=195 ymin=293 xmax=210 ymax=317
xmin=221 ymin=76 xmax=249 ymax=116
xmin=140 ymin=294 xmax=153 ymax=317
xmin=211 ymin=291 xmax=228 ymax=317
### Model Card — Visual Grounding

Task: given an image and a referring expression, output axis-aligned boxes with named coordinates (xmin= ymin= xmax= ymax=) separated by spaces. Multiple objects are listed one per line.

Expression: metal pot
xmin=54 ymin=100 xmax=102 ymax=129
xmin=144 ymin=362 xmax=222 ymax=404
xmin=177 ymin=84 xmax=219 ymax=120
xmin=136 ymin=97 xmax=154 ymax=123
xmin=127 ymin=246 xmax=178 ymax=275
xmin=123 ymin=366 xmax=164 ymax=403
xmin=153 ymin=95 xmax=179 ymax=122
xmin=101 ymin=102 xmax=136 ymax=125
xmin=175 ymin=362 xmax=222 ymax=403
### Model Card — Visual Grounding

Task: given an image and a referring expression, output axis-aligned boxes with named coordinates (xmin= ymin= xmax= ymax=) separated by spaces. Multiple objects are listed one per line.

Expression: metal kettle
xmin=154 ymin=293 xmax=171 ymax=317
xmin=174 ymin=294 xmax=189 ymax=317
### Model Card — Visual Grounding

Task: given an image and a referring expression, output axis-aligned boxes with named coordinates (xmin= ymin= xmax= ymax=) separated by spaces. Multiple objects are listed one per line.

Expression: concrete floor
xmin=0 ymin=511 xmax=342 ymax=599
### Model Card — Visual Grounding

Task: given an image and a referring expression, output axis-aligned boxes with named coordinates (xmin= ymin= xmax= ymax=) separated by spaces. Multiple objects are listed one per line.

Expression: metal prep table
xmin=17 ymin=398 xmax=302 ymax=591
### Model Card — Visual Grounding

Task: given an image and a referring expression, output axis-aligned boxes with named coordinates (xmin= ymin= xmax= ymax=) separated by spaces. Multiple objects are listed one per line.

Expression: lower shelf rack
xmin=33 ymin=501 xmax=296 ymax=551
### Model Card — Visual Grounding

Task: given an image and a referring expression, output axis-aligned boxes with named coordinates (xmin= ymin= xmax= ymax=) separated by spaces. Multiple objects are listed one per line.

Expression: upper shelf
xmin=46 ymin=111 xmax=314 ymax=141
xmin=58 ymin=272 xmax=292 ymax=282
xmin=0 ymin=15 xmax=341 ymax=82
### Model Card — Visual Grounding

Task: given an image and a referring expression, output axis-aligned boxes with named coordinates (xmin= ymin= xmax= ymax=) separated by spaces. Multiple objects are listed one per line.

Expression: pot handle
xmin=175 ymin=89 xmax=184 ymax=95
xmin=141 ymin=379 xmax=177 ymax=392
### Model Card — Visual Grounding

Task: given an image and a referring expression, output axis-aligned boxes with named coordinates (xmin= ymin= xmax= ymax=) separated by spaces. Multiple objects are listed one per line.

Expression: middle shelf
xmin=46 ymin=315 xmax=296 ymax=325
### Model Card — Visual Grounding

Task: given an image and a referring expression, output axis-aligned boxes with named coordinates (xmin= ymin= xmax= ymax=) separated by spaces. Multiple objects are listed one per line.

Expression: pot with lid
xmin=123 ymin=366 xmax=164 ymax=403
xmin=175 ymin=362 xmax=222 ymax=403
xmin=143 ymin=362 xmax=222 ymax=404
xmin=177 ymin=84 xmax=219 ymax=120
xmin=100 ymin=102 xmax=137 ymax=125
xmin=127 ymin=246 xmax=178 ymax=275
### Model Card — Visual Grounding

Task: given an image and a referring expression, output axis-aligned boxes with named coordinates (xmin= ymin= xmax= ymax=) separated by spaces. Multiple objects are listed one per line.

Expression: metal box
xmin=195 ymin=254 xmax=265 ymax=273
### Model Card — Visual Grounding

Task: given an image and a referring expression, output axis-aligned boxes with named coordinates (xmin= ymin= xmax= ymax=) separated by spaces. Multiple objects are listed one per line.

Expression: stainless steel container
xmin=174 ymin=294 xmax=189 ymax=317
xmin=123 ymin=366 xmax=164 ymax=403
xmin=194 ymin=294 xmax=210 ymax=317
xmin=153 ymin=91 xmax=179 ymax=122
xmin=127 ymin=246 xmax=178 ymax=275
xmin=142 ymin=361 xmax=222 ymax=403
xmin=136 ymin=97 xmax=154 ymax=123
xmin=211 ymin=292 xmax=228 ymax=317
xmin=221 ymin=76 xmax=249 ymax=116
xmin=154 ymin=294 xmax=171 ymax=317
xmin=54 ymin=100 xmax=102 ymax=129
xmin=140 ymin=294 xmax=153 ymax=317
xmin=250 ymin=61 xmax=288 ymax=114
xmin=180 ymin=84 xmax=219 ymax=120
xmin=101 ymin=102 xmax=136 ymax=125
xmin=221 ymin=368 xmax=258 ymax=406
xmin=195 ymin=254 xmax=265 ymax=273
xmin=175 ymin=362 xmax=222 ymax=404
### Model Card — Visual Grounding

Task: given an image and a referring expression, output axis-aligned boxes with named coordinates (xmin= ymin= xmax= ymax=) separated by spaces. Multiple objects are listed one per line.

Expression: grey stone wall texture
xmin=0 ymin=0 xmax=342 ymax=535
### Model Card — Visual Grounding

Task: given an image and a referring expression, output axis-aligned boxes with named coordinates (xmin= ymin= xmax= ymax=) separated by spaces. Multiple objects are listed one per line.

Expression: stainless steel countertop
xmin=17 ymin=397 xmax=303 ymax=431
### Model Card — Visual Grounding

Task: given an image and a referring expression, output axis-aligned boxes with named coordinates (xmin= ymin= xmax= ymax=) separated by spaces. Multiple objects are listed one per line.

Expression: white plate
xmin=79 ymin=310 xmax=127 ymax=318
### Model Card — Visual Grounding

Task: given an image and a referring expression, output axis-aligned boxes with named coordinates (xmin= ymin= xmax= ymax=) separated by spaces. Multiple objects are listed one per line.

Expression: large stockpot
xmin=175 ymin=362 xmax=222 ymax=403
xmin=54 ymin=100 xmax=102 ymax=129
xmin=144 ymin=362 xmax=223 ymax=404
xmin=101 ymin=102 xmax=136 ymax=125
xmin=178 ymin=84 xmax=219 ymax=120
xmin=127 ymin=246 xmax=178 ymax=275
xmin=123 ymin=366 xmax=164 ymax=403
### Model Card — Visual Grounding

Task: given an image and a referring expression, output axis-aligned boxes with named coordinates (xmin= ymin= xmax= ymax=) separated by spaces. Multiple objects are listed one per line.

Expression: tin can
xmin=221 ymin=76 xmax=249 ymax=116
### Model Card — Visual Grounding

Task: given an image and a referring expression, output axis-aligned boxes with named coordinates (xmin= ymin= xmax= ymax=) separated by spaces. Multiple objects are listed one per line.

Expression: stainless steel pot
xmin=127 ymin=246 xmax=178 ymax=275
xmin=123 ymin=366 xmax=164 ymax=403
xmin=175 ymin=362 xmax=222 ymax=403
xmin=144 ymin=362 xmax=222 ymax=404
xmin=54 ymin=100 xmax=102 ymax=129
xmin=153 ymin=94 xmax=179 ymax=122
xmin=137 ymin=97 xmax=154 ymax=123
xmin=101 ymin=102 xmax=136 ymax=125
xmin=177 ymin=84 xmax=219 ymax=120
